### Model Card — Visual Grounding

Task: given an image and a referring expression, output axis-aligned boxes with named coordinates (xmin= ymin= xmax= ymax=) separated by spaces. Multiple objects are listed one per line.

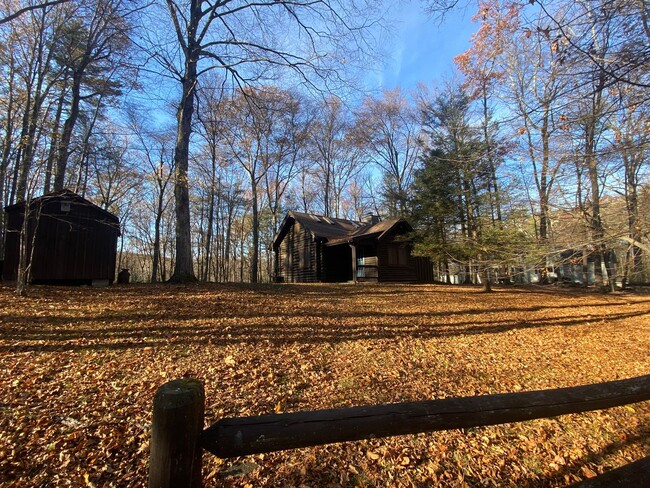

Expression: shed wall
xmin=3 ymin=198 xmax=119 ymax=284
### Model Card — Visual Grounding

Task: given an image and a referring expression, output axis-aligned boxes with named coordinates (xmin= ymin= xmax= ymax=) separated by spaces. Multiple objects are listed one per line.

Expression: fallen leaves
xmin=0 ymin=283 xmax=648 ymax=487
xmin=366 ymin=450 xmax=380 ymax=460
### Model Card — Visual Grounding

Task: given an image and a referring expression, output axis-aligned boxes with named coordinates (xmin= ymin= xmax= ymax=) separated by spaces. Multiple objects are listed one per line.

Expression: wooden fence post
xmin=149 ymin=378 xmax=205 ymax=488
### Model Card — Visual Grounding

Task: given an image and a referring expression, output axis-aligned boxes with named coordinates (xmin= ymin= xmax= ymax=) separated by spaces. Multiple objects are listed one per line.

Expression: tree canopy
xmin=0 ymin=0 xmax=648 ymax=289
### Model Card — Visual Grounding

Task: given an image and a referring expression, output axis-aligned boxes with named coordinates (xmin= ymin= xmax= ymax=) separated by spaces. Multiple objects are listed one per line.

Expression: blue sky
xmin=370 ymin=6 xmax=478 ymax=91
xmin=138 ymin=4 xmax=480 ymax=120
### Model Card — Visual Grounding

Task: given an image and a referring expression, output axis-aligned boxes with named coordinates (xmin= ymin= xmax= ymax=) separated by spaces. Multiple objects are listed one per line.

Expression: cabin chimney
xmin=362 ymin=214 xmax=381 ymax=225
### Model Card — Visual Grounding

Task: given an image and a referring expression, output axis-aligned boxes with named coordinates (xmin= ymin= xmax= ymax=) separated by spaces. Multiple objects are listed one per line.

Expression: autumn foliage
xmin=1 ymin=283 xmax=648 ymax=486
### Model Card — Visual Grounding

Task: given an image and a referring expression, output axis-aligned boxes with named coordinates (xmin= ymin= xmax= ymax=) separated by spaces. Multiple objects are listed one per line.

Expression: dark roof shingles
xmin=289 ymin=211 xmax=404 ymax=245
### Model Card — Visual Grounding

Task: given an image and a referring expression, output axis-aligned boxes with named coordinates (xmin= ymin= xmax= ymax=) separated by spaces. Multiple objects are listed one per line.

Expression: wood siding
xmin=413 ymin=256 xmax=436 ymax=283
xmin=3 ymin=196 xmax=119 ymax=284
xmin=277 ymin=221 xmax=319 ymax=283
xmin=274 ymin=214 xmax=435 ymax=284
xmin=363 ymin=224 xmax=415 ymax=283
xmin=377 ymin=240 xmax=417 ymax=282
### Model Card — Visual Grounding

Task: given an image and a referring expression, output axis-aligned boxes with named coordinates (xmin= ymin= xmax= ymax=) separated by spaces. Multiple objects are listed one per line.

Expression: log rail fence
xmin=148 ymin=374 xmax=650 ymax=487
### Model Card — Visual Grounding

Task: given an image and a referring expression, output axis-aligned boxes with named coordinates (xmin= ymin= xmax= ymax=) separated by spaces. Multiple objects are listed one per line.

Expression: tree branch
xmin=0 ymin=0 xmax=71 ymax=25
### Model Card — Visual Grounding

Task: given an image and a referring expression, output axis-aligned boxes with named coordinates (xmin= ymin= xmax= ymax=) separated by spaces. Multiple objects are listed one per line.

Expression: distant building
xmin=272 ymin=211 xmax=433 ymax=283
xmin=2 ymin=190 xmax=120 ymax=286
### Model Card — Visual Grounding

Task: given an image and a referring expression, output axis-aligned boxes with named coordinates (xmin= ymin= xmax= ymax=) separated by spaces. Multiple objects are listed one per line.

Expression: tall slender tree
xmin=353 ymin=88 xmax=421 ymax=216
xmin=146 ymin=0 xmax=381 ymax=282
xmin=52 ymin=0 xmax=133 ymax=191
xmin=415 ymin=83 xmax=511 ymax=290
xmin=307 ymin=97 xmax=363 ymax=218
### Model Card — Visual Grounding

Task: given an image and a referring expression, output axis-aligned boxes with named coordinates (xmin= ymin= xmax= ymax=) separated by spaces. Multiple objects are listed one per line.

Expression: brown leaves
xmin=1 ymin=283 xmax=649 ymax=487
xmin=581 ymin=466 xmax=598 ymax=478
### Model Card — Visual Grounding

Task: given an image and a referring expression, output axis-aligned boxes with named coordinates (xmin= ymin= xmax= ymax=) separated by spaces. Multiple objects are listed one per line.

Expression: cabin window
xmin=388 ymin=244 xmax=408 ymax=266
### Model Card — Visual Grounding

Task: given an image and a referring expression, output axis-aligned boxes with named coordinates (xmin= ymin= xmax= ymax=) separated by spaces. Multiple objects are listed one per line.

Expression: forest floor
xmin=0 ymin=282 xmax=649 ymax=487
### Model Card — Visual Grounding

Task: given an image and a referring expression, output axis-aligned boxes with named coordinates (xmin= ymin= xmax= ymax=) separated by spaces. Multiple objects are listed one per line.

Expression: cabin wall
xmin=413 ymin=256 xmax=435 ymax=283
xmin=375 ymin=226 xmax=418 ymax=283
xmin=277 ymin=221 xmax=319 ymax=283
xmin=377 ymin=240 xmax=417 ymax=282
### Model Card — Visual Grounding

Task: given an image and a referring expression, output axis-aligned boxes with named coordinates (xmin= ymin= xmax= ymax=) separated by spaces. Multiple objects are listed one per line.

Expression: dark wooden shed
xmin=2 ymin=190 xmax=120 ymax=285
xmin=272 ymin=211 xmax=434 ymax=283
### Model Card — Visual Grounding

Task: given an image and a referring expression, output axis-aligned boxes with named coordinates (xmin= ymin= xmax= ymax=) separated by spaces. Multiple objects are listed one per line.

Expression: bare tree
xmin=128 ymin=110 xmax=175 ymax=282
xmin=562 ymin=1 xmax=621 ymax=289
xmin=306 ymin=97 xmax=365 ymax=218
xmin=0 ymin=0 xmax=72 ymax=26
xmin=354 ymin=88 xmax=421 ymax=216
xmin=214 ymin=87 xmax=305 ymax=282
xmin=8 ymin=5 xmax=67 ymax=202
xmin=143 ymin=0 xmax=382 ymax=282
xmin=457 ymin=3 xmax=568 ymax=241
xmin=424 ymin=0 xmax=650 ymax=89
xmin=609 ymin=84 xmax=649 ymax=283
xmin=0 ymin=28 xmax=20 ymax=259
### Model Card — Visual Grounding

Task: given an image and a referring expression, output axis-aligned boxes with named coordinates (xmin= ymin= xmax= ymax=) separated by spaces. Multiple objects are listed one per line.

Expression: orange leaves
xmin=581 ymin=466 xmax=598 ymax=478
xmin=1 ymin=283 xmax=649 ymax=486
xmin=365 ymin=450 xmax=380 ymax=460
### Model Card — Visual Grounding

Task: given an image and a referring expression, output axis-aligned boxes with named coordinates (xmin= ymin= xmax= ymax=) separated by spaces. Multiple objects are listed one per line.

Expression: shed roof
xmin=5 ymin=190 xmax=119 ymax=224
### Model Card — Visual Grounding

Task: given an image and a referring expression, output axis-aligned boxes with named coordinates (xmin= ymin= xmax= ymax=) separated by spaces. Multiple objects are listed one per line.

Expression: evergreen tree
xmin=412 ymin=84 xmax=523 ymax=290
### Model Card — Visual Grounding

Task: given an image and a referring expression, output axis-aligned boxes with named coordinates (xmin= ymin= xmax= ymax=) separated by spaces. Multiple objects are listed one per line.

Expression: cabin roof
xmin=290 ymin=211 xmax=363 ymax=238
xmin=326 ymin=218 xmax=411 ymax=246
xmin=273 ymin=211 xmax=411 ymax=249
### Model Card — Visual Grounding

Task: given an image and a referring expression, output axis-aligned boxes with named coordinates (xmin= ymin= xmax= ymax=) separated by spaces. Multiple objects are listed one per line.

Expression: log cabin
xmin=272 ymin=211 xmax=434 ymax=283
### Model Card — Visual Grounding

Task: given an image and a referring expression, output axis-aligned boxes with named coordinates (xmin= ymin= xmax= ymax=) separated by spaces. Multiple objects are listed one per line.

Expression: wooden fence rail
xmin=149 ymin=374 xmax=650 ymax=488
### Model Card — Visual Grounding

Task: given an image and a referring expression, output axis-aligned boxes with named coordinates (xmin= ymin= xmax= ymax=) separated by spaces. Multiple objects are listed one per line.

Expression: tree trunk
xmin=44 ymin=75 xmax=67 ymax=193
xmin=16 ymin=200 xmax=42 ymax=297
xmin=481 ymin=87 xmax=502 ymax=224
xmin=151 ymin=192 xmax=164 ymax=283
xmin=54 ymin=67 xmax=85 ymax=191
xmin=168 ymin=1 xmax=201 ymax=283
xmin=16 ymin=212 xmax=30 ymax=297
xmin=0 ymin=56 xmax=16 ymax=259
xmin=118 ymin=223 xmax=125 ymax=272
xmin=480 ymin=266 xmax=492 ymax=293
xmin=538 ymin=108 xmax=551 ymax=241
xmin=202 ymin=164 xmax=217 ymax=282
xmin=250 ymin=179 xmax=259 ymax=283
xmin=223 ymin=199 xmax=235 ymax=282
xmin=15 ymin=87 xmax=36 ymax=201
xmin=624 ymin=154 xmax=643 ymax=283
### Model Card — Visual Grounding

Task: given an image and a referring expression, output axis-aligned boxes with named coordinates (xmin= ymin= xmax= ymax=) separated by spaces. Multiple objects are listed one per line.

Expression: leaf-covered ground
xmin=0 ymin=283 xmax=648 ymax=487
